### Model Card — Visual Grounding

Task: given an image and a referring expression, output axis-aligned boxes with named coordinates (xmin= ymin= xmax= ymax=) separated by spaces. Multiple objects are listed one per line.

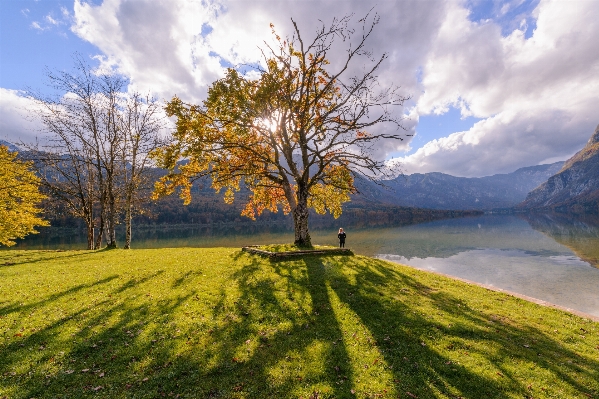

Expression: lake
xmin=10 ymin=213 xmax=599 ymax=317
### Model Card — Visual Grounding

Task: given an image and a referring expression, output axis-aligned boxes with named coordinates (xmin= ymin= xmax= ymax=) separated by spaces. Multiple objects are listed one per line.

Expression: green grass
xmin=0 ymin=248 xmax=597 ymax=399
xmin=258 ymin=244 xmax=338 ymax=252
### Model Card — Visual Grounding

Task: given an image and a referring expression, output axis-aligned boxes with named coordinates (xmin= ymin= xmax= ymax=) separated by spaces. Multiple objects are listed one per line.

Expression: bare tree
xmin=27 ymin=55 xmax=163 ymax=249
xmin=120 ymin=93 xmax=165 ymax=249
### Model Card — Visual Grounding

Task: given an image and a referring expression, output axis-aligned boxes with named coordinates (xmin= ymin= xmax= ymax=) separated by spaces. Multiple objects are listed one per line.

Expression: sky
xmin=0 ymin=0 xmax=598 ymax=178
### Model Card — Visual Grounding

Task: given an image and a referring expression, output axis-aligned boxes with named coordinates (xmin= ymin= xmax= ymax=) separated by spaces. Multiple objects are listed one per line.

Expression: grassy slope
xmin=0 ymin=248 xmax=597 ymax=399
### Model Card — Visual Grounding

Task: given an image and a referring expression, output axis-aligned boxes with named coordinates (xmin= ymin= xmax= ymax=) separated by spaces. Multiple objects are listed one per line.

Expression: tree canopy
xmin=0 ymin=146 xmax=49 ymax=247
xmin=153 ymin=14 xmax=409 ymax=245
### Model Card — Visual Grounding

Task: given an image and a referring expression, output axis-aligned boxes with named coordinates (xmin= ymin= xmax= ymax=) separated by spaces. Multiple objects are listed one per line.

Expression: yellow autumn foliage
xmin=0 ymin=146 xmax=49 ymax=246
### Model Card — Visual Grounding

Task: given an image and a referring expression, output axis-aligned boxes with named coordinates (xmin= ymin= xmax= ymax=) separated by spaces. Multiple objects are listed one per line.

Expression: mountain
xmin=519 ymin=125 xmax=599 ymax=213
xmin=0 ymin=140 xmax=20 ymax=152
xmin=351 ymin=161 xmax=564 ymax=210
xmin=11 ymin=136 xmax=568 ymax=218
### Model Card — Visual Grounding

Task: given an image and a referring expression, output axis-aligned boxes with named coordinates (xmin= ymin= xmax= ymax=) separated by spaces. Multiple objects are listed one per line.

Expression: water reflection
xmin=521 ymin=213 xmax=599 ymax=268
xmin=373 ymin=214 xmax=599 ymax=317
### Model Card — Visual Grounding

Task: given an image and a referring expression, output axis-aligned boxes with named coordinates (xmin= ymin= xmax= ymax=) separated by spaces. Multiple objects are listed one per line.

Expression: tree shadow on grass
xmin=1 ymin=251 xmax=357 ymax=398
xmin=0 ymin=275 xmax=120 ymax=317
xmin=0 ymin=250 xmax=96 ymax=268
xmin=2 ymin=251 xmax=597 ymax=399
xmin=0 ymin=265 xmax=193 ymax=399
xmin=181 ymin=252 xmax=358 ymax=397
xmin=330 ymin=256 xmax=599 ymax=398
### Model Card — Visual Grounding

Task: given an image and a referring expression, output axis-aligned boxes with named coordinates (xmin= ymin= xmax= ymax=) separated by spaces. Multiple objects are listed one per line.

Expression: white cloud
xmin=395 ymin=0 xmax=599 ymax=176
xmin=72 ymin=0 xmax=224 ymax=101
xmin=30 ymin=21 xmax=45 ymax=31
xmin=69 ymin=0 xmax=447 ymax=163
xmin=45 ymin=15 xmax=60 ymax=25
xmin=0 ymin=89 xmax=44 ymax=145
xmin=29 ymin=8 xmax=71 ymax=32
xmin=41 ymin=0 xmax=596 ymax=177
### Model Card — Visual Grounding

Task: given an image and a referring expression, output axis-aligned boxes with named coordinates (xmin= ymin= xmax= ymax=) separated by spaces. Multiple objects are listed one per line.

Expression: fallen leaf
xmin=406 ymin=392 xmax=418 ymax=398
xmin=142 ymin=377 xmax=149 ymax=382
xmin=98 ymin=372 xmax=105 ymax=378
xmin=81 ymin=369 xmax=90 ymax=373
xmin=92 ymin=386 xmax=103 ymax=391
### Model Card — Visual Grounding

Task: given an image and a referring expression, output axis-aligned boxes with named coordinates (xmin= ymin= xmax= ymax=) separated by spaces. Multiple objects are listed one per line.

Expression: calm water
xmin=10 ymin=214 xmax=599 ymax=317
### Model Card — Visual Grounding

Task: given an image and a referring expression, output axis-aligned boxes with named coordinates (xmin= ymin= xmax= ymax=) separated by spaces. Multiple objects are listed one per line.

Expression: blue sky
xmin=0 ymin=0 xmax=100 ymax=90
xmin=1 ymin=0 xmax=597 ymax=177
xmin=406 ymin=109 xmax=482 ymax=157
xmin=467 ymin=0 xmax=539 ymax=38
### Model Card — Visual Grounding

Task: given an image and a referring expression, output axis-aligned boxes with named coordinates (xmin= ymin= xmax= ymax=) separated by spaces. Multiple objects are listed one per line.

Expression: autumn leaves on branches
xmin=153 ymin=13 xmax=410 ymax=246
xmin=0 ymin=146 xmax=49 ymax=247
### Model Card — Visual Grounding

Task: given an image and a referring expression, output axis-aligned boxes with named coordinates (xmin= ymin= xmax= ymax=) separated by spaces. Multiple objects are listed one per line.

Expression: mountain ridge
xmin=3 ymin=138 xmax=568 ymax=213
xmin=352 ymin=161 xmax=564 ymax=210
xmin=519 ymin=124 xmax=599 ymax=214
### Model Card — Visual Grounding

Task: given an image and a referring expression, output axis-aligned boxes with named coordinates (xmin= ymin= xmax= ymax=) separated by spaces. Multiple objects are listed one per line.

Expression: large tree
xmin=153 ymin=14 xmax=409 ymax=246
xmin=0 ymin=146 xmax=49 ymax=247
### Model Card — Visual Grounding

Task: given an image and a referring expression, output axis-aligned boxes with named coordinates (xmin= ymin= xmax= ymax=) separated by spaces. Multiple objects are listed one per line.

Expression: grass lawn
xmin=0 ymin=248 xmax=597 ymax=398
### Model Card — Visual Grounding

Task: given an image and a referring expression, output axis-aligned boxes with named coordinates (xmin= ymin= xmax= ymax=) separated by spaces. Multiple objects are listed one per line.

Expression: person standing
xmin=338 ymin=228 xmax=346 ymax=248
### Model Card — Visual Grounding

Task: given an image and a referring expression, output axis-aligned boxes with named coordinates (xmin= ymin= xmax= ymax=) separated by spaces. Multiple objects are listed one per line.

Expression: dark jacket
xmin=338 ymin=232 xmax=346 ymax=242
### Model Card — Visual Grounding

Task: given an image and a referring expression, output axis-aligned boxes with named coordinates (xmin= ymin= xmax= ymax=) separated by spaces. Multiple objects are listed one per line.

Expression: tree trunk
xmin=293 ymin=186 xmax=311 ymax=247
xmin=95 ymin=213 xmax=104 ymax=250
xmin=123 ymin=151 xmax=136 ymax=250
xmin=124 ymin=202 xmax=132 ymax=249
xmin=106 ymin=208 xmax=117 ymax=248
xmin=106 ymin=175 xmax=117 ymax=249
xmin=86 ymin=218 xmax=95 ymax=250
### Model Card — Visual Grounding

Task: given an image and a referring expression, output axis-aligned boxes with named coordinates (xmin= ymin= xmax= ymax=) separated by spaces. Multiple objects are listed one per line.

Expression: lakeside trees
xmin=28 ymin=56 xmax=164 ymax=249
xmin=153 ymin=14 xmax=410 ymax=246
xmin=0 ymin=146 xmax=49 ymax=246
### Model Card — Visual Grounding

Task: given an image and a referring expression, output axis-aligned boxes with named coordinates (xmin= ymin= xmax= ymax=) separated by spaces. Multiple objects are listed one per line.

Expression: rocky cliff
xmin=519 ymin=125 xmax=599 ymax=213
